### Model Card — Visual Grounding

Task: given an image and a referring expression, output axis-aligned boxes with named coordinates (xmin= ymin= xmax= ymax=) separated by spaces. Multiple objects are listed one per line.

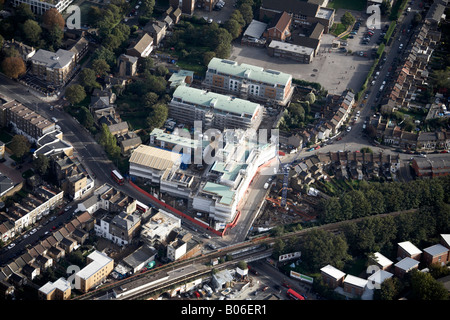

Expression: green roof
xmin=150 ymin=128 xmax=202 ymax=149
xmin=207 ymin=58 xmax=292 ymax=87
xmin=203 ymin=182 xmax=235 ymax=206
xmin=173 ymin=86 xmax=261 ymax=117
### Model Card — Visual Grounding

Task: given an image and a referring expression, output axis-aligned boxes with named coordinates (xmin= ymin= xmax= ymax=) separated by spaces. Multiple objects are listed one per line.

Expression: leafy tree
xmin=238 ymin=3 xmax=253 ymax=25
xmin=15 ymin=4 xmax=34 ymax=23
xmin=44 ymin=25 xmax=64 ymax=50
xmin=92 ymin=46 xmax=116 ymax=67
xmin=42 ymin=8 xmax=65 ymax=30
xmin=33 ymin=154 xmax=50 ymax=175
xmin=65 ymin=84 xmax=86 ymax=105
xmin=1 ymin=56 xmax=26 ymax=79
xmin=80 ymin=68 xmax=101 ymax=91
xmin=341 ymin=12 xmax=355 ymax=27
xmin=22 ymin=19 xmax=42 ymax=45
xmin=409 ymin=269 xmax=449 ymax=300
xmin=99 ymin=123 xmax=121 ymax=159
xmin=79 ymin=106 xmax=95 ymax=129
xmin=301 ymin=229 xmax=350 ymax=272
xmin=10 ymin=135 xmax=30 ymax=159
xmin=144 ymin=92 xmax=159 ymax=108
xmin=146 ymin=103 xmax=168 ymax=130
xmin=375 ymin=277 xmax=403 ymax=300
xmin=224 ymin=19 xmax=242 ymax=39
xmin=230 ymin=10 xmax=245 ymax=27
xmin=142 ymin=0 xmax=155 ymax=16
xmin=92 ymin=59 xmax=111 ymax=77
xmin=155 ymin=65 xmax=169 ymax=77
xmin=380 ymin=0 xmax=392 ymax=16
xmin=203 ymin=51 xmax=216 ymax=65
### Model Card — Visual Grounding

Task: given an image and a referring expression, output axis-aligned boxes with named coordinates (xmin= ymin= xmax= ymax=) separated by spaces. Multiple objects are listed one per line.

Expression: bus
xmin=286 ymin=288 xmax=305 ymax=300
xmin=111 ymin=170 xmax=124 ymax=185
xmin=136 ymin=200 xmax=149 ymax=213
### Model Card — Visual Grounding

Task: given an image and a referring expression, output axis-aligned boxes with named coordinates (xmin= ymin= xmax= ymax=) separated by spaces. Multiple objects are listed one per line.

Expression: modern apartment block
xmin=12 ymin=0 xmax=74 ymax=14
xmin=75 ymin=250 xmax=114 ymax=293
xmin=38 ymin=278 xmax=71 ymax=300
xmin=192 ymin=129 xmax=278 ymax=224
xmin=0 ymin=97 xmax=56 ymax=143
xmin=204 ymin=58 xmax=293 ymax=105
xmin=169 ymin=86 xmax=264 ymax=130
xmin=30 ymin=49 xmax=76 ymax=86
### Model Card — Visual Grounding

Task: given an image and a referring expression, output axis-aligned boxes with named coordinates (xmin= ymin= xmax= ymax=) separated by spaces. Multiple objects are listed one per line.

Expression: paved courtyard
xmin=230 ymin=32 xmax=375 ymax=95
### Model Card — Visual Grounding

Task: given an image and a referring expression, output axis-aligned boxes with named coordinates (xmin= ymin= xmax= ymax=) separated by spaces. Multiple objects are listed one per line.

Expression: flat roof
xmin=372 ymin=252 xmax=393 ymax=268
xmin=129 ymin=145 xmax=181 ymax=170
xmin=202 ymin=182 xmax=235 ymax=206
xmin=150 ymin=128 xmax=201 ymax=149
xmin=172 ymin=86 xmax=261 ymax=117
xmin=269 ymin=40 xmax=314 ymax=56
xmin=395 ymin=257 xmax=419 ymax=271
xmin=320 ymin=264 xmax=345 ymax=280
xmin=398 ymin=241 xmax=422 ymax=256
xmin=344 ymin=274 xmax=368 ymax=288
xmin=423 ymin=244 xmax=449 ymax=256
xmin=207 ymin=57 xmax=292 ymax=87
xmin=76 ymin=250 xmax=113 ymax=280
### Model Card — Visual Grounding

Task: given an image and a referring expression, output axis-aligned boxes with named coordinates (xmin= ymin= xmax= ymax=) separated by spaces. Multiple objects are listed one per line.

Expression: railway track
xmin=74 ymin=208 xmax=417 ymax=300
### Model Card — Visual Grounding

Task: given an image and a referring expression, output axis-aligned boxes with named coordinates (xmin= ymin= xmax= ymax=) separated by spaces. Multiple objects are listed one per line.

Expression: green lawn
xmin=330 ymin=23 xmax=348 ymax=37
xmin=327 ymin=0 xmax=367 ymax=11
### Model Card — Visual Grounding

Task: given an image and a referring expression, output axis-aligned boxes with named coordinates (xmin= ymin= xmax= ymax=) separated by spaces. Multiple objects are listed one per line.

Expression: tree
xmin=79 ymin=106 xmax=95 ymax=129
xmin=341 ymin=12 xmax=355 ymax=27
xmin=409 ymin=269 xmax=449 ymax=300
xmin=10 ymin=135 xmax=30 ymax=159
xmin=1 ymin=56 xmax=26 ymax=79
xmin=65 ymin=84 xmax=86 ymax=105
xmin=22 ymin=19 xmax=42 ymax=45
xmin=15 ymin=4 xmax=34 ymax=23
xmin=376 ymin=277 xmax=402 ymax=300
xmin=238 ymin=3 xmax=253 ymax=25
xmin=380 ymin=0 xmax=392 ymax=16
xmin=142 ymin=0 xmax=155 ymax=16
xmin=99 ymin=123 xmax=121 ymax=160
xmin=155 ymin=65 xmax=169 ymax=77
xmin=224 ymin=19 xmax=242 ymax=39
xmin=33 ymin=154 xmax=50 ymax=175
xmin=79 ymin=68 xmax=101 ymax=91
xmin=44 ymin=25 xmax=64 ymax=50
xmin=203 ymin=51 xmax=216 ymax=66
xmin=92 ymin=59 xmax=111 ymax=77
xmin=42 ymin=8 xmax=65 ymax=30
xmin=146 ymin=103 xmax=168 ymax=130
xmin=144 ymin=92 xmax=159 ymax=108
xmin=301 ymin=229 xmax=350 ymax=272
xmin=305 ymin=92 xmax=316 ymax=104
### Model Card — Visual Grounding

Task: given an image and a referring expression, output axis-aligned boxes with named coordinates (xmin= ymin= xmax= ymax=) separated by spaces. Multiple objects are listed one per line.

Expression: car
xmin=315 ymin=145 xmax=321 ymax=150
xmin=347 ymin=126 xmax=352 ymax=132
xmin=350 ymin=31 xmax=357 ymax=35
xmin=354 ymin=117 xmax=358 ymax=121
xmin=308 ymin=147 xmax=315 ymax=152
xmin=7 ymin=243 xmax=15 ymax=249
xmin=24 ymin=233 xmax=29 ymax=238
xmin=348 ymin=35 xmax=354 ymax=39
xmin=44 ymin=231 xmax=49 ymax=235
xmin=208 ymin=18 xmax=213 ymax=23
xmin=30 ymin=228 xmax=37 ymax=234
xmin=337 ymin=137 xmax=342 ymax=141
xmin=440 ymin=150 xmax=449 ymax=153
xmin=356 ymin=111 xmax=361 ymax=116
xmin=420 ymin=153 xmax=427 ymax=158
xmin=407 ymin=7 xmax=411 ymax=12
xmin=364 ymin=93 xmax=369 ymax=99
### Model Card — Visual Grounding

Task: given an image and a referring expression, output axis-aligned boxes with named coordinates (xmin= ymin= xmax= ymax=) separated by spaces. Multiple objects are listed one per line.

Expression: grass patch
xmin=330 ymin=23 xmax=347 ymax=37
xmin=327 ymin=0 xmax=366 ymax=11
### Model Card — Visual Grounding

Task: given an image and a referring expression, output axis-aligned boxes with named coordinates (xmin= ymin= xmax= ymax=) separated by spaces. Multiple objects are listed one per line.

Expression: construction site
xmin=251 ymin=165 xmax=319 ymax=233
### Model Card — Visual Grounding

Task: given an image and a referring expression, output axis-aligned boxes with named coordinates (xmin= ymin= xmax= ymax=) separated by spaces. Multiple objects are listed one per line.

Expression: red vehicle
xmin=111 ymin=170 xmax=124 ymax=185
xmin=194 ymin=291 xmax=201 ymax=298
xmin=286 ymin=288 xmax=305 ymax=300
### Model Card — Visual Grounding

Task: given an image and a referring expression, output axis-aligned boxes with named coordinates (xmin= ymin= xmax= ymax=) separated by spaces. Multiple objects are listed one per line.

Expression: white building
xmin=129 ymin=145 xmax=182 ymax=185
xmin=141 ymin=209 xmax=181 ymax=244
xmin=192 ymin=129 xmax=278 ymax=225
xmin=167 ymin=239 xmax=187 ymax=261
xmin=12 ymin=0 xmax=74 ymax=15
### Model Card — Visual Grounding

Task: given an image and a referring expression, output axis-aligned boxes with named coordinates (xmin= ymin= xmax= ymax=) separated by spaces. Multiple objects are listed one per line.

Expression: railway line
xmin=74 ymin=208 xmax=417 ymax=300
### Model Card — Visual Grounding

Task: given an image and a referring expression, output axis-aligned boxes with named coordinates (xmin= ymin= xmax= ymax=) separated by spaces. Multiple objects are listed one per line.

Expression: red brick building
xmin=320 ymin=264 xmax=345 ymax=289
xmin=397 ymin=241 xmax=422 ymax=261
xmin=422 ymin=244 xmax=449 ymax=266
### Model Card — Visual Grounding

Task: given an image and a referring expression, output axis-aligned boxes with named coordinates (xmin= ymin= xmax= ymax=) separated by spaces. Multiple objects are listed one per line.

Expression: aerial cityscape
xmin=0 ymin=0 xmax=449 ymax=308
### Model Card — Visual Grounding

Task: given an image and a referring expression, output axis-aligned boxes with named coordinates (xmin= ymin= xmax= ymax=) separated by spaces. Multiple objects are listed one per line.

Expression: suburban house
xmin=422 ymin=244 xmax=449 ymax=266
xmin=394 ymin=257 xmax=420 ymax=278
